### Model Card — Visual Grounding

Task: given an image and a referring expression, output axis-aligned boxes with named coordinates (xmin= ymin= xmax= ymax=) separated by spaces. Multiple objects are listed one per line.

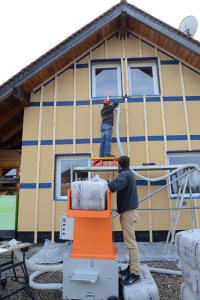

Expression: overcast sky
xmin=0 ymin=0 xmax=200 ymax=85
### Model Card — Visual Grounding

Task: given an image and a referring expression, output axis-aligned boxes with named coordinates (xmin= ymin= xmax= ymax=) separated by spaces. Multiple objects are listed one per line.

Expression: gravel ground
xmin=0 ymin=248 xmax=183 ymax=300
xmin=148 ymin=262 xmax=183 ymax=300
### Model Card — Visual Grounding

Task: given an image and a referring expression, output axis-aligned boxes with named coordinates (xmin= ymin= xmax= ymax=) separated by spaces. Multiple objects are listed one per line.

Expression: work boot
xmin=119 ymin=265 xmax=130 ymax=276
xmin=121 ymin=273 xmax=141 ymax=286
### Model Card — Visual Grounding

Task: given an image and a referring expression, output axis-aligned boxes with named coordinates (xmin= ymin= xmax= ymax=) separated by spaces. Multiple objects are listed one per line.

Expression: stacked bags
xmin=71 ymin=175 xmax=108 ymax=210
xmin=175 ymin=229 xmax=200 ymax=300
xmin=123 ymin=264 xmax=160 ymax=300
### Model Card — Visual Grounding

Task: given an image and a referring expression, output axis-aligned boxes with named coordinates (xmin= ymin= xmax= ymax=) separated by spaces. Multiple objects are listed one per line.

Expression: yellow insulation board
xmin=22 ymin=107 xmax=39 ymax=140
xmin=19 ymin=32 xmax=200 ymax=235
xmin=18 ymin=189 xmax=36 ymax=231
xmin=161 ymin=65 xmax=182 ymax=96
xmin=57 ymin=69 xmax=74 ymax=100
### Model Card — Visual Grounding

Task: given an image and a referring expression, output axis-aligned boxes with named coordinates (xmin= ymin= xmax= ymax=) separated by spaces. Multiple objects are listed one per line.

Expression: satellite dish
xmin=179 ymin=16 xmax=198 ymax=37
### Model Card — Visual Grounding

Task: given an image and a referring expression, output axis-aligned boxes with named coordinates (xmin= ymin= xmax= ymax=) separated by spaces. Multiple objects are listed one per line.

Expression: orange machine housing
xmin=67 ymin=189 xmax=117 ymax=260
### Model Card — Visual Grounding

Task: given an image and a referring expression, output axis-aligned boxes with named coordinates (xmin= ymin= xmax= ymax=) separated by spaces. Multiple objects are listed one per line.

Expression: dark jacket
xmin=108 ymin=168 xmax=138 ymax=214
xmin=101 ymin=102 xmax=119 ymax=126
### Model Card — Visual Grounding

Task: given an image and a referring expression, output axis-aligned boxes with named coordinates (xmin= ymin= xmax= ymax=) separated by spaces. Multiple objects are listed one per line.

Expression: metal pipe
xmin=166 ymin=186 xmax=182 ymax=244
xmin=139 ymin=169 xmax=194 ymax=204
xmin=149 ymin=267 xmax=182 ymax=276
xmin=170 ymin=174 xmax=189 ymax=243
xmin=188 ymin=170 xmax=196 ymax=229
xmin=137 ymin=206 xmax=200 ymax=211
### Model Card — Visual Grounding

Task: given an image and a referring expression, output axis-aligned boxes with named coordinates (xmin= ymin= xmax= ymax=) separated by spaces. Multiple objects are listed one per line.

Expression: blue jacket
xmin=108 ymin=168 xmax=138 ymax=213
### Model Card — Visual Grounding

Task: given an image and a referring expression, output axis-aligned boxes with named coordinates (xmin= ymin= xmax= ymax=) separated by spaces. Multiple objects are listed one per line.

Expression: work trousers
xmin=99 ymin=123 xmax=113 ymax=157
xmin=120 ymin=209 xmax=140 ymax=275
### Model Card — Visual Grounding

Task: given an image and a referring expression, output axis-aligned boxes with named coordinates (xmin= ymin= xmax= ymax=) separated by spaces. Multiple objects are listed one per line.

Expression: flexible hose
xmin=116 ymin=104 xmax=124 ymax=156
xmin=115 ymin=104 xmax=200 ymax=183
xmin=130 ymin=163 xmax=200 ymax=182
xmin=29 ymin=271 xmax=63 ymax=290
xmin=9 ymin=239 xmax=63 ymax=291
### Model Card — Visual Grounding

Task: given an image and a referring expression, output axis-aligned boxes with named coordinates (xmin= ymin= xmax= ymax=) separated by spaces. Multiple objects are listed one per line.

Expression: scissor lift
xmin=63 ymin=190 xmax=119 ymax=300
xmin=91 ymin=156 xmax=118 ymax=167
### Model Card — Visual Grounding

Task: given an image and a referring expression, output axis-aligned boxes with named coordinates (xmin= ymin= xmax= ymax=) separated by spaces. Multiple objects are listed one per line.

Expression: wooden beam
xmin=119 ymin=11 xmax=127 ymax=40
xmin=0 ymin=177 xmax=19 ymax=184
xmin=0 ymin=123 xmax=23 ymax=145
xmin=12 ymin=133 xmax=22 ymax=148
xmin=0 ymin=105 xmax=24 ymax=130
xmin=1 ymin=131 xmax=22 ymax=149
xmin=51 ymin=77 xmax=57 ymax=243
xmin=0 ymin=150 xmax=21 ymax=168
xmin=13 ymin=87 xmax=30 ymax=107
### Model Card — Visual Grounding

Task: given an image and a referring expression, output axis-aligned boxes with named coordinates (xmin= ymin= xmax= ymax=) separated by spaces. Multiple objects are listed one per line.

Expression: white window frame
xmin=167 ymin=152 xmax=200 ymax=199
xmin=92 ymin=63 xmax=122 ymax=97
xmin=128 ymin=62 xmax=159 ymax=96
xmin=55 ymin=155 xmax=91 ymax=201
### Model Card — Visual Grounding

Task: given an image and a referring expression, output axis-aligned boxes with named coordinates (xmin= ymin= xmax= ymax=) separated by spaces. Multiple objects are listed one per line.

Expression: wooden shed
xmin=1 ymin=0 xmax=200 ymax=243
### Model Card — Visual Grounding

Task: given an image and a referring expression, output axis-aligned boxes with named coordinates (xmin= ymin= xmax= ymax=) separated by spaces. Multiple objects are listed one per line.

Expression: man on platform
xmin=99 ymin=96 xmax=119 ymax=157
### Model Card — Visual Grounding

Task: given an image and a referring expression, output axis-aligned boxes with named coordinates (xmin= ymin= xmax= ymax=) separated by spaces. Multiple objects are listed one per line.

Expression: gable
xmin=0 ymin=0 xmax=200 ymax=149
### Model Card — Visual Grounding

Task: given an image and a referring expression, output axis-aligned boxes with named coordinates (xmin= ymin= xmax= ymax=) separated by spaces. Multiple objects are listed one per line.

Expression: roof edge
xmin=0 ymin=1 xmax=200 ymax=102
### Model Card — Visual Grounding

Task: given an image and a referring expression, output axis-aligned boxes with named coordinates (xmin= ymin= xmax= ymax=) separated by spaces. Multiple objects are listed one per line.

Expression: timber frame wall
xmin=18 ymin=31 xmax=200 ymax=242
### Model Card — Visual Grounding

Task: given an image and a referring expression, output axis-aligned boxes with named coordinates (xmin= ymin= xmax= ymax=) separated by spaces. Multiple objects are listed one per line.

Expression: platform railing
xmin=73 ymin=164 xmax=200 ymax=244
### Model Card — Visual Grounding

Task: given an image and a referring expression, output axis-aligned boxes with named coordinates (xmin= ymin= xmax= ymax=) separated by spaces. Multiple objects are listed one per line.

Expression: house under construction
xmin=0 ymin=0 xmax=200 ymax=243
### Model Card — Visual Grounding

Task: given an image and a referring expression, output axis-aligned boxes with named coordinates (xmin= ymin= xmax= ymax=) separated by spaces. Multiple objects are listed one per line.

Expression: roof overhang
xmin=0 ymin=1 xmax=200 ymax=150
xmin=0 ymin=2 xmax=200 ymax=102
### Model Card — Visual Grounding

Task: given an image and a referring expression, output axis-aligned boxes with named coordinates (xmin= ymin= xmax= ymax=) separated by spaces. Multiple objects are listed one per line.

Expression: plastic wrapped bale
xmin=180 ymin=260 xmax=200 ymax=299
xmin=71 ymin=176 xmax=108 ymax=210
xmin=123 ymin=264 xmax=160 ymax=300
xmin=181 ymin=282 xmax=199 ymax=300
xmin=175 ymin=229 xmax=200 ymax=270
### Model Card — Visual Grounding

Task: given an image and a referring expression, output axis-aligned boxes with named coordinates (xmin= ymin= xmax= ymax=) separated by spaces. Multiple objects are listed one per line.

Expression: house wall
xmin=19 ymin=32 xmax=200 ymax=242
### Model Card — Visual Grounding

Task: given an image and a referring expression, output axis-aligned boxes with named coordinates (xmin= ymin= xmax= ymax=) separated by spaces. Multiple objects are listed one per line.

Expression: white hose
xmin=13 ymin=249 xmax=63 ymax=272
xmin=10 ymin=243 xmax=63 ymax=290
xmin=29 ymin=271 xmax=63 ymax=290
xmin=116 ymin=104 xmax=124 ymax=156
xmin=131 ymin=163 xmax=200 ymax=182
xmin=149 ymin=267 xmax=182 ymax=276
xmin=115 ymin=105 xmax=200 ymax=184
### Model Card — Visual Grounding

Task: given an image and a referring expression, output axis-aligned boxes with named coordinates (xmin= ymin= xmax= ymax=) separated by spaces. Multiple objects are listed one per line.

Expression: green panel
xmin=0 ymin=195 xmax=18 ymax=230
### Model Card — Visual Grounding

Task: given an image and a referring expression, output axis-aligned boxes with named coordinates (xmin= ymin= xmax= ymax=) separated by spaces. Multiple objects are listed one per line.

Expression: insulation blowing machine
xmin=63 ymin=187 xmax=119 ymax=300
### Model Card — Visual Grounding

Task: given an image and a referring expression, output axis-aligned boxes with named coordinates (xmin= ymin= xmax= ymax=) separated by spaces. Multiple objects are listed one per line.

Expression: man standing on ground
xmin=99 ymin=96 xmax=119 ymax=157
xmin=108 ymin=155 xmax=141 ymax=286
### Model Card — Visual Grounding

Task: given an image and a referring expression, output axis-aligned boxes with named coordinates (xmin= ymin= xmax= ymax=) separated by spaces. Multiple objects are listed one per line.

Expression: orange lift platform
xmin=91 ymin=156 xmax=118 ymax=167
xmin=63 ymin=189 xmax=119 ymax=299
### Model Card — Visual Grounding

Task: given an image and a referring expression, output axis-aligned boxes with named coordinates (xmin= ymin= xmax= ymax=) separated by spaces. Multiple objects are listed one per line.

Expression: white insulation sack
xmin=181 ymin=282 xmax=199 ymax=300
xmin=180 ymin=260 xmax=200 ymax=299
xmin=123 ymin=265 xmax=160 ymax=300
xmin=71 ymin=175 xmax=108 ymax=210
xmin=175 ymin=229 xmax=200 ymax=270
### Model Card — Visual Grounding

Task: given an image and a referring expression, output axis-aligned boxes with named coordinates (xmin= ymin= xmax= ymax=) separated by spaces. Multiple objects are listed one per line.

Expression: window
xmin=128 ymin=62 xmax=159 ymax=96
xmin=167 ymin=152 xmax=200 ymax=198
xmin=92 ymin=63 xmax=122 ymax=97
xmin=55 ymin=155 xmax=90 ymax=200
